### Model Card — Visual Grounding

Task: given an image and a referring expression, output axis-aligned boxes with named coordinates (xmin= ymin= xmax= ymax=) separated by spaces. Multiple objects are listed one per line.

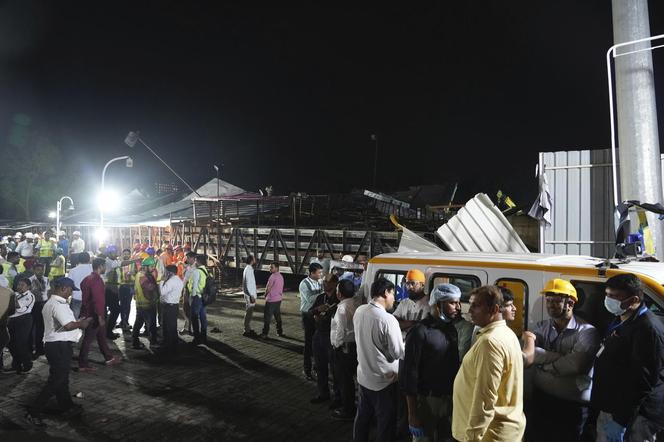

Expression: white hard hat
xmin=58 ymin=230 xmax=65 ymax=236
xmin=341 ymin=254 xmax=354 ymax=263
xmin=0 ymin=237 xmax=7 ymax=245
xmin=25 ymin=232 xmax=34 ymax=239
xmin=73 ymin=231 xmax=81 ymax=236
xmin=14 ymin=232 xmax=22 ymax=238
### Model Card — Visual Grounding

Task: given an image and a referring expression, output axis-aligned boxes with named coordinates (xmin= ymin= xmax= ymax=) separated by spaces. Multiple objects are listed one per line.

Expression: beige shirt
xmin=452 ymin=320 xmax=525 ymax=442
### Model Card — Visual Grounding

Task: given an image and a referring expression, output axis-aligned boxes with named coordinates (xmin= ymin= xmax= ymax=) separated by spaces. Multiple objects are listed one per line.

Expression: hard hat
xmin=145 ymin=246 xmax=156 ymax=256
xmin=341 ymin=255 xmax=354 ymax=263
xmin=142 ymin=257 xmax=156 ymax=267
xmin=25 ymin=232 xmax=34 ymax=239
xmin=14 ymin=232 xmax=23 ymax=238
xmin=73 ymin=231 xmax=81 ymax=236
xmin=55 ymin=248 xmax=63 ymax=255
xmin=105 ymin=245 xmax=118 ymax=254
xmin=405 ymin=269 xmax=425 ymax=283
xmin=0 ymin=237 xmax=7 ymax=245
xmin=58 ymin=230 xmax=65 ymax=236
xmin=541 ymin=278 xmax=578 ymax=302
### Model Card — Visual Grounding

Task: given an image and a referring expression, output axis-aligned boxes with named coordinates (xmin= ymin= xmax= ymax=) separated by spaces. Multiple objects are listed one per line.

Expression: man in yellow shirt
xmin=452 ymin=285 xmax=525 ymax=442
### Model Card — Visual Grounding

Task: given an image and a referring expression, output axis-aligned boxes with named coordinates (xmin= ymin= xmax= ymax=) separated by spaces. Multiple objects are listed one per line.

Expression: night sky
xmin=1 ymin=1 xmax=663 ymax=211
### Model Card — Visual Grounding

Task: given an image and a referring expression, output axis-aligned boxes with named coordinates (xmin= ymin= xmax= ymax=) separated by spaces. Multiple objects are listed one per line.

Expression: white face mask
xmin=604 ymin=296 xmax=626 ymax=316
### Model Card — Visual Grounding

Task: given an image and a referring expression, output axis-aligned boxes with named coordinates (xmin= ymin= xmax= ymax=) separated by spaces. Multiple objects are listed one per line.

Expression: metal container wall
xmin=540 ymin=149 xmax=615 ymax=258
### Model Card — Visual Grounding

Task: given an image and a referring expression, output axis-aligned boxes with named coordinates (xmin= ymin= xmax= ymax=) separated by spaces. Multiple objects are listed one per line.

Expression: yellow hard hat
xmin=541 ymin=278 xmax=577 ymax=301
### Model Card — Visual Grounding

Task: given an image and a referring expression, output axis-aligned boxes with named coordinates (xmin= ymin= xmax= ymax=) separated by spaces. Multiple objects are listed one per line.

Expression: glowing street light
xmin=48 ymin=211 xmax=56 ymax=219
xmin=100 ymin=156 xmax=132 ymax=232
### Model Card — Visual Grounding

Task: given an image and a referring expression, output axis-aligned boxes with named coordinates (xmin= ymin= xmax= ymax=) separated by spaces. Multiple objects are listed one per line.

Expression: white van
xmin=364 ymin=251 xmax=664 ymax=336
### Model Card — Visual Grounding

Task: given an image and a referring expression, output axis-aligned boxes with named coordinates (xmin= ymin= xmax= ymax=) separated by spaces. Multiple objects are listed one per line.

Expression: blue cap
xmin=53 ymin=277 xmax=79 ymax=291
xmin=429 ymin=283 xmax=461 ymax=306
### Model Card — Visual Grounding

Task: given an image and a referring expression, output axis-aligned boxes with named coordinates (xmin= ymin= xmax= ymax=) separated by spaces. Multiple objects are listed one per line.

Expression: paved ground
xmin=0 ymin=290 xmax=354 ymax=441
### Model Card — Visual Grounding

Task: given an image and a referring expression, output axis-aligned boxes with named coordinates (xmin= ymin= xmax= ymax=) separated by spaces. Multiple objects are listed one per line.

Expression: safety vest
xmin=49 ymin=255 xmax=66 ymax=280
xmin=134 ymin=269 xmax=158 ymax=309
xmin=117 ymin=262 xmax=136 ymax=285
xmin=38 ymin=239 xmax=54 ymax=258
xmin=2 ymin=259 xmax=25 ymax=288
xmin=187 ymin=266 xmax=208 ymax=296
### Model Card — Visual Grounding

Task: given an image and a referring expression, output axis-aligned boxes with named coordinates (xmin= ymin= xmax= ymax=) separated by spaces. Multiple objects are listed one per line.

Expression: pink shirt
xmin=265 ymin=272 xmax=284 ymax=303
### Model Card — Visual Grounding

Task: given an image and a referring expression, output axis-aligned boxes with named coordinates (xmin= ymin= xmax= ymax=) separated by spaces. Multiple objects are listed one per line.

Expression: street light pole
xmin=100 ymin=156 xmax=132 ymax=231
xmin=125 ymin=131 xmax=201 ymax=197
xmin=56 ymin=196 xmax=74 ymax=235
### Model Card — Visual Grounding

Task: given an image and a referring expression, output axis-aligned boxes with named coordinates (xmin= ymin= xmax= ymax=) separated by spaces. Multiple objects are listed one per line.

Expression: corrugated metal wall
xmin=541 ymin=149 xmax=615 ymax=258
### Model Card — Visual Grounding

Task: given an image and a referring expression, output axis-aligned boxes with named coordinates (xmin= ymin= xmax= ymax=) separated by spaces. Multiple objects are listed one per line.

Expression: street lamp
xmin=100 ymin=156 xmax=132 ymax=232
xmin=55 ymin=196 xmax=74 ymax=235
xmin=125 ymin=131 xmax=201 ymax=197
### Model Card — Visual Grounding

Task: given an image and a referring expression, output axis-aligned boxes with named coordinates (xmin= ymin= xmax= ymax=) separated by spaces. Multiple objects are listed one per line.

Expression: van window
xmin=375 ymin=270 xmax=407 ymax=302
xmin=495 ymin=279 xmax=527 ymax=337
xmin=430 ymin=274 xmax=481 ymax=321
xmin=570 ymin=281 xmax=615 ymax=335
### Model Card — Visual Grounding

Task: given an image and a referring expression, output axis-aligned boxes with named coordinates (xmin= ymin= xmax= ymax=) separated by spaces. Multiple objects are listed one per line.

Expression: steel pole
xmin=100 ymin=156 xmax=129 ymax=231
xmin=611 ymin=0 xmax=663 ymax=258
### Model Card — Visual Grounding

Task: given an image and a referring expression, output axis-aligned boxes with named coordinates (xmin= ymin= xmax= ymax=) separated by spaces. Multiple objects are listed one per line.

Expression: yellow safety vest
xmin=2 ymin=259 xmax=25 ymax=288
xmin=187 ymin=266 xmax=207 ymax=295
xmin=49 ymin=255 xmax=66 ymax=280
xmin=134 ymin=270 xmax=157 ymax=309
xmin=38 ymin=239 xmax=54 ymax=258
xmin=117 ymin=262 xmax=136 ymax=285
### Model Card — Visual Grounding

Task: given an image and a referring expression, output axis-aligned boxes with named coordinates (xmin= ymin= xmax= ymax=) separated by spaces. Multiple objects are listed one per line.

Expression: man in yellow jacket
xmin=132 ymin=258 xmax=159 ymax=349
xmin=452 ymin=285 xmax=525 ymax=442
xmin=2 ymin=252 xmax=25 ymax=290
xmin=49 ymin=249 xmax=66 ymax=281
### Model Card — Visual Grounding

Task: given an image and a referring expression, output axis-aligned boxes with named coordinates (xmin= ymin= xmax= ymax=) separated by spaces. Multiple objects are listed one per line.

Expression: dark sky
xmin=1 ymin=1 xmax=663 ymax=208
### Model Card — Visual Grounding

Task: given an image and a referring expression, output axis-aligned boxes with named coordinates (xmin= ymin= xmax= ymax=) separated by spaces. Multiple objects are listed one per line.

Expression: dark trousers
xmin=133 ymin=306 xmax=157 ymax=344
xmin=262 ymin=301 xmax=283 ymax=335
xmin=334 ymin=344 xmax=357 ymax=414
xmin=79 ymin=324 xmax=113 ymax=367
xmin=38 ymin=257 xmax=52 ymax=277
xmin=105 ymin=287 xmax=121 ymax=336
xmin=190 ymin=296 xmax=208 ymax=343
xmin=353 ymin=383 xmax=398 ymax=442
xmin=161 ymin=303 xmax=179 ymax=353
xmin=31 ymin=300 xmax=46 ymax=354
xmin=8 ymin=314 xmax=33 ymax=371
xmin=301 ymin=312 xmax=316 ymax=373
xmin=313 ymin=330 xmax=340 ymax=399
xmin=119 ymin=284 xmax=133 ymax=326
xmin=31 ymin=341 xmax=75 ymax=415
xmin=529 ymin=388 xmax=588 ymax=442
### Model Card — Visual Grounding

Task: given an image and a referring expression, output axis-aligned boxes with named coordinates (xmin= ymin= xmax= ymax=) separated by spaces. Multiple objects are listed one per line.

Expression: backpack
xmin=199 ymin=268 xmax=217 ymax=306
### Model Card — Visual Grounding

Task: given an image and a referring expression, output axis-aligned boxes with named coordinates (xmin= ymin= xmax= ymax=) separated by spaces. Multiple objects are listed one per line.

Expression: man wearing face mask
xmin=400 ymin=283 xmax=461 ymax=442
xmin=522 ymin=278 xmax=599 ymax=442
xmin=393 ymin=269 xmax=430 ymax=338
xmin=592 ymin=274 xmax=664 ymax=442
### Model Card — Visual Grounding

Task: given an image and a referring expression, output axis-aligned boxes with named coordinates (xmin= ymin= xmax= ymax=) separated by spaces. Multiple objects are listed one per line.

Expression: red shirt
xmin=80 ymin=272 xmax=106 ymax=318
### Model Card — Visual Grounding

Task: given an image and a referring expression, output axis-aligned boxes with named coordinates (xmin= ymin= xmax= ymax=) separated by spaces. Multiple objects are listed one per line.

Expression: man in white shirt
xmin=159 ymin=265 xmax=183 ymax=355
xmin=67 ymin=252 xmax=92 ymax=319
xmin=15 ymin=233 xmax=34 ymax=259
xmin=25 ymin=277 xmax=92 ymax=427
xmin=353 ymin=277 xmax=405 ymax=442
xmin=7 ymin=277 xmax=36 ymax=374
xmin=299 ymin=262 xmax=323 ymax=380
xmin=29 ymin=262 xmax=50 ymax=357
xmin=330 ymin=279 xmax=358 ymax=420
xmin=242 ymin=255 xmax=258 ymax=337
xmin=393 ymin=269 xmax=430 ymax=339
xmin=70 ymin=231 xmax=85 ymax=255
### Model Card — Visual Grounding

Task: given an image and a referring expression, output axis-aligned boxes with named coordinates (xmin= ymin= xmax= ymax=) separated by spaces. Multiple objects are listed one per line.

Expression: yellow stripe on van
xmin=369 ymin=257 xmax=664 ymax=299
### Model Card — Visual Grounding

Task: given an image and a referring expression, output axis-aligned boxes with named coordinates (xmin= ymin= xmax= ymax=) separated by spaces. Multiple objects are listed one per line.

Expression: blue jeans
xmin=354 ymin=383 xmax=397 ymax=442
xmin=190 ymin=296 xmax=207 ymax=342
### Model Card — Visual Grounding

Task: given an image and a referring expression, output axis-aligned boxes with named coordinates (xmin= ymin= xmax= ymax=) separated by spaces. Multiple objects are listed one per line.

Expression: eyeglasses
xmin=404 ymin=280 xmax=421 ymax=287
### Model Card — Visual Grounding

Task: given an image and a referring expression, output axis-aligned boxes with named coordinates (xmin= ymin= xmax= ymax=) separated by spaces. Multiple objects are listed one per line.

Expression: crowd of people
xmin=0 ymin=231 xmax=215 ymax=427
xmin=295 ymin=263 xmax=664 ymax=442
xmin=1 ymin=230 xmax=664 ymax=441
